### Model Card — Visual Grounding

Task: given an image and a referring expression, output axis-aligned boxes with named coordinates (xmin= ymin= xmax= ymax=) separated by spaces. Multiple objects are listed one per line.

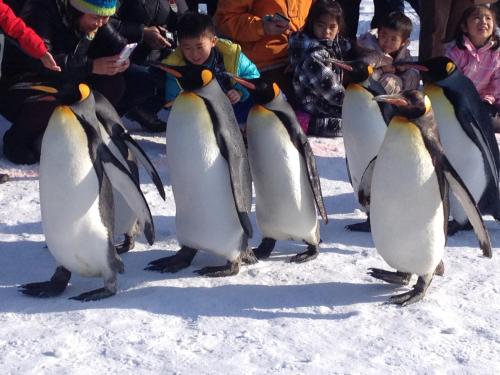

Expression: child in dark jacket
xmin=288 ymin=0 xmax=354 ymax=137
xmin=357 ymin=11 xmax=419 ymax=94
xmin=163 ymin=12 xmax=260 ymax=125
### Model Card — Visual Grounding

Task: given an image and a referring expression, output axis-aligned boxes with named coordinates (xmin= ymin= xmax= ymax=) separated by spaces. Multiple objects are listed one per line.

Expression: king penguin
xmin=18 ymin=82 xmax=157 ymax=301
xmin=146 ymin=65 xmax=256 ymax=277
xmin=366 ymin=90 xmax=492 ymax=306
xmin=331 ymin=59 xmax=393 ymax=231
xmin=421 ymin=57 xmax=500 ymax=234
xmin=92 ymin=90 xmax=166 ymax=253
xmin=230 ymin=76 xmax=328 ymax=262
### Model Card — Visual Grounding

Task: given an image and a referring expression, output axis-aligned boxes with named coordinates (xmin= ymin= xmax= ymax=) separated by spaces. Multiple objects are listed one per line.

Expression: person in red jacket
xmin=0 ymin=0 xmax=60 ymax=72
xmin=0 ymin=0 xmax=59 ymax=183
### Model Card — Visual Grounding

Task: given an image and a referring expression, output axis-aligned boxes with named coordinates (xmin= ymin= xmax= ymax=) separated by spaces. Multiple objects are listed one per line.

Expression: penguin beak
xmin=393 ymin=62 xmax=429 ymax=72
xmin=9 ymin=82 xmax=58 ymax=102
xmin=373 ymin=94 xmax=409 ymax=107
xmin=223 ymin=73 xmax=257 ymax=90
xmin=153 ymin=63 xmax=183 ymax=78
xmin=328 ymin=59 xmax=354 ymax=71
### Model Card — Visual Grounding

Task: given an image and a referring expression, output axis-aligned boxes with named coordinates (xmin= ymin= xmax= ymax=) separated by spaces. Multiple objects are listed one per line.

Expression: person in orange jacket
xmin=214 ymin=0 xmax=313 ymax=107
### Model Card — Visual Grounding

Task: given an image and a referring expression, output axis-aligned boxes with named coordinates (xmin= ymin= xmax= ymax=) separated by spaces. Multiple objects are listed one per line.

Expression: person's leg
xmin=2 ymin=99 xmax=57 ymax=164
xmin=372 ymin=0 xmax=405 ymax=29
xmin=419 ymin=0 xmax=453 ymax=61
xmin=336 ymin=0 xmax=362 ymax=40
xmin=117 ymin=64 xmax=167 ymax=132
xmin=87 ymin=73 xmax=126 ymax=108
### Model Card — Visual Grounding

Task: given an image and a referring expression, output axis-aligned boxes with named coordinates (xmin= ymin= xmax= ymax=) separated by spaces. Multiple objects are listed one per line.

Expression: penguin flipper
xmin=358 ymin=156 xmax=377 ymax=209
xmin=442 ymin=157 xmax=492 ymax=258
xmin=272 ymin=110 xmax=328 ymax=223
xmin=121 ymin=133 xmax=166 ymax=200
xmin=99 ymin=146 xmax=155 ymax=245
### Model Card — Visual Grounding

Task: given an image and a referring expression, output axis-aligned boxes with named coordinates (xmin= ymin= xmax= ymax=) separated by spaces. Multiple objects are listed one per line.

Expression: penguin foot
xmin=290 ymin=244 xmax=319 ymax=263
xmin=345 ymin=219 xmax=371 ymax=232
xmin=241 ymin=247 xmax=258 ymax=265
xmin=116 ymin=234 xmax=135 ymax=254
xmin=434 ymin=260 xmax=445 ymax=276
xmin=368 ymin=268 xmax=412 ymax=285
xmin=252 ymin=238 xmax=276 ymax=259
xmin=19 ymin=266 xmax=71 ymax=298
xmin=0 ymin=173 xmax=9 ymax=184
xmin=387 ymin=275 xmax=432 ymax=306
xmin=145 ymin=246 xmax=197 ymax=273
xmin=447 ymin=220 xmax=473 ymax=236
xmin=194 ymin=261 xmax=239 ymax=277
xmin=69 ymin=288 xmax=115 ymax=302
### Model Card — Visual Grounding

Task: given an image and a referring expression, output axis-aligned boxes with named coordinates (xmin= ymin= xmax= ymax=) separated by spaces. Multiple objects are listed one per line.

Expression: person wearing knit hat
xmin=0 ymin=0 xmax=128 ymax=165
xmin=69 ymin=0 xmax=117 ymax=16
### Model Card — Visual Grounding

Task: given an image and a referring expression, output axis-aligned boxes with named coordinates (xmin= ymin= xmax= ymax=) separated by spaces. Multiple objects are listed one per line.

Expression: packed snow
xmin=0 ymin=2 xmax=499 ymax=374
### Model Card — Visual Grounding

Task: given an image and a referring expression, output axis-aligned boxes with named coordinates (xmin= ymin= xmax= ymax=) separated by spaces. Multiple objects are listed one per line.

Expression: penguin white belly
xmin=247 ymin=107 xmax=318 ymax=243
xmin=40 ymin=107 xmax=111 ymax=277
xmin=371 ymin=119 xmax=445 ymax=275
xmin=342 ymin=85 xmax=387 ymax=195
xmin=167 ymin=93 xmax=243 ymax=261
xmin=427 ymin=89 xmax=487 ymax=224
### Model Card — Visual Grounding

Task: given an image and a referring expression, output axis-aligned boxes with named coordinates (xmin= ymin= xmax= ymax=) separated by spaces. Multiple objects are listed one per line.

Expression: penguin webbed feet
xmin=115 ymin=234 xmax=135 ymax=254
xmin=386 ymin=275 xmax=432 ymax=306
xmin=194 ymin=260 xmax=240 ymax=277
xmin=368 ymin=268 xmax=412 ymax=285
xmin=447 ymin=220 xmax=473 ymax=236
xmin=69 ymin=287 xmax=116 ymax=302
xmin=345 ymin=219 xmax=371 ymax=232
xmin=290 ymin=244 xmax=319 ymax=263
xmin=241 ymin=247 xmax=258 ymax=265
xmin=252 ymin=238 xmax=276 ymax=259
xmin=19 ymin=266 xmax=71 ymax=298
xmin=145 ymin=246 xmax=197 ymax=273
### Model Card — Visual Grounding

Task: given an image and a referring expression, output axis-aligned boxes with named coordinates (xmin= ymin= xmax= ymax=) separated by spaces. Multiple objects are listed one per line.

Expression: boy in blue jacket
xmin=163 ymin=12 xmax=260 ymax=124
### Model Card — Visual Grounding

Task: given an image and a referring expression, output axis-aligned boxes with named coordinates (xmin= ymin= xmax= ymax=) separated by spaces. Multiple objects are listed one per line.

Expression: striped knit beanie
xmin=70 ymin=0 xmax=117 ymax=16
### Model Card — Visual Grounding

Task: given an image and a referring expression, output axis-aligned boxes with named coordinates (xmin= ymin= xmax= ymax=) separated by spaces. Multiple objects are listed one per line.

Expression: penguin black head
xmin=10 ymin=82 xmax=92 ymax=105
xmin=373 ymin=90 xmax=430 ymax=120
xmin=221 ymin=75 xmax=280 ymax=105
xmin=330 ymin=59 xmax=374 ymax=84
xmin=155 ymin=64 xmax=214 ymax=91
xmin=419 ymin=56 xmax=457 ymax=83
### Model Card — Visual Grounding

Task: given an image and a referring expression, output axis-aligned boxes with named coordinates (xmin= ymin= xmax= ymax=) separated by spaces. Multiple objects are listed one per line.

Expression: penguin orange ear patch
xmin=272 ymin=83 xmax=280 ymax=98
xmin=201 ymin=70 xmax=213 ymax=86
xmin=78 ymin=84 xmax=91 ymax=101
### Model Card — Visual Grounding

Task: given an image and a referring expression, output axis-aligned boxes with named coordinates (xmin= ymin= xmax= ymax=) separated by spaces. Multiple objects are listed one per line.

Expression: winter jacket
xmin=357 ymin=29 xmax=419 ymax=94
xmin=1 ymin=0 xmax=126 ymax=82
xmin=445 ymin=36 xmax=500 ymax=106
xmin=163 ymin=38 xmax=260 ymax=103
xmin=0 ymin=0 xmax=47 ymax=59
xmin=288 ymin=30 xmax=352 ymax=119
xmin=214 ymin=0 xmax=312 ymax=69
xmin=111 ymin=0 xmax=177 ymax=63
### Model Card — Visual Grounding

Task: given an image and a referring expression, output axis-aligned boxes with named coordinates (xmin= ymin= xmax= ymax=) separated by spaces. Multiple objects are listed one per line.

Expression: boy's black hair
xmin=303 ymin=0 xmax=346 ymax=39
xmin=379 ymin=11 xmax=413 ymax=40
xmin=176 ymin=11 xmax=216 ymax=41
xmin=454 ymin=5 xmax=499 ymax=50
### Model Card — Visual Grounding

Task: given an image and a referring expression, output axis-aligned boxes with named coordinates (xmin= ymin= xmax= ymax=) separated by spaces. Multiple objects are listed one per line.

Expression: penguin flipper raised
xmin=273 ymin=110 xmax=328 ymax=223
xmin=358 ymin=156 xmax=377 ymax=209
xmin=121 ymin=133 xmax=166 ymax=200
xmin=99 ymin=145 xmax=155 ymax=245
xmin=442 ymin=157 xmax=492 ymax=258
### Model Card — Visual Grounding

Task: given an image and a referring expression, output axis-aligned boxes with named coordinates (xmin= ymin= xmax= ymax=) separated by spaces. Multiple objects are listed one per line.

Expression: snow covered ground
xmin=0 ymin=2 xmax=499 ymax=374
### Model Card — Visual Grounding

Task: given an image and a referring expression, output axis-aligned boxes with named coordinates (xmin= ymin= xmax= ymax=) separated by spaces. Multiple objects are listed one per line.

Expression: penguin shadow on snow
xmin=0 ymin=239 xmax=53 ymax=288
xmin=0 ymin=220 xmax=43 ymax=236
xmin=314 ymin=154 xmax=350 ymax=183
xmin=0 ymin=276 xmax=393 ymax=319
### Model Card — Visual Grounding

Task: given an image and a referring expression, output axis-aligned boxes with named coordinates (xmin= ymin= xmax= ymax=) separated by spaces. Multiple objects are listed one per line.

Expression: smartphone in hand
xmin=117 ymin=43 xmax=138 ymax=63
